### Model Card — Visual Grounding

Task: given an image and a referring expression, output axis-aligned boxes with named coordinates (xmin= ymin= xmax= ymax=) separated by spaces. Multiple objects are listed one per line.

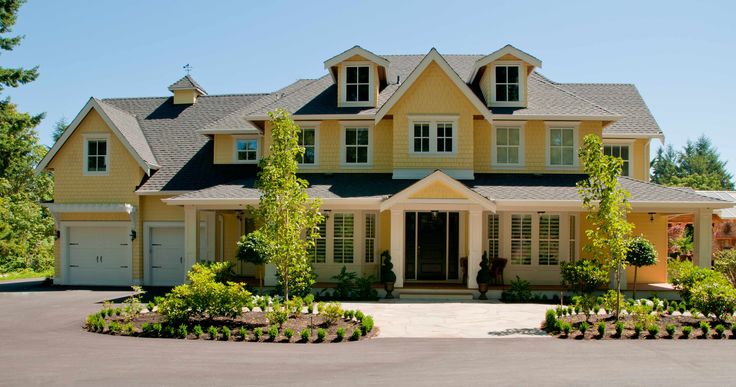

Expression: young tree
xmin=577 ymin=134 xmax=634 ymax=320
xmin=626 ymin=236 xmax=658 ymax=299
xmin=254 ymin=109 xmax=323 ymax=300
xmin=0 ymin=0 xmax=54 ymax=273
xmin=51 ymin=117 xmax=68 ymax=142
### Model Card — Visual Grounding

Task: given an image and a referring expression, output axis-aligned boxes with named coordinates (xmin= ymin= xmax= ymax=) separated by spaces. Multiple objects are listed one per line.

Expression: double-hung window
xmin=538 ymin=215 xmax=560 ymax=266
xmin=569 ymin=215 xmax=577 ymax=261
xmin=364 ymin=213 xmax=377 ymax=263
xmin=494 ymin=65 xmax=520 ymax=103
xmin=549 ymin=127 xmax=576 ymax=167
xmin=235 ymin=137 xmax=258 ymax=162
xmin=345 ymin=65 xmax=370 ymax=103
xmin=298 ymin=127 xmax=317 ymax=165
xmin=343 ymin=127 xmax=370 ymax=165
xmin=333 ymin=213 xmax=354 ymax=264
xmin=487 ymin=214 xmax=500 ymax=258
xmin=410 ymin=117 xmax=457 ymax=154
xmin=510 ymin=214 xmax=532 ymax=265
xmin=308 ymin=218 xmax=327 ymax=264
xmin=494 ymin=126 xmax=522 ymax=165
xmin=85 ymin=137 xmax=108 ymax=174
xmin=603 ymin=144 xmax=630 ymax=176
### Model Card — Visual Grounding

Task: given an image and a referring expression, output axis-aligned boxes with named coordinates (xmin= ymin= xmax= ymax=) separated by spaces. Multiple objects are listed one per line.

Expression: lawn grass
xmin=0 ymin=269 xmax=53 ymax=282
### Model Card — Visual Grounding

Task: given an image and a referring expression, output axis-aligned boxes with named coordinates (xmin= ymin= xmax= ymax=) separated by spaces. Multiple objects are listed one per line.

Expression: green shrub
xmin=355 ymin=310 xmax=365 ymax=322
xmin=555 ymin=308 xmax=564 ymax=318
xmin=147 ymin=301 xmax=156 ymax=312
xmin=597 ymin=322 xmax=606 ymax=337
xmin=152 ymin=323 xmax=162 ymax=337
xmin=647 ymin=324 xmax=659 ymax=338
xmin=732 ymin=325 xmax=736 ymax=338
xmin=560 ymin=259 xmax=608 ymax=295
xmin=157 ymin=263 xmax=252 ymax=323
xmin=573 ymin=294 xmax=598 ymax=320
xmin=350 ymin=329 xmax=361 ymax=341
xmin=141 ymin=322 xmax=153 ymax=336
xmin=714 ymin=249 xmax=736 ymax=287
xmin=177 ymin=323 xmax=188 ymax=339
xmin=502 ymin=276 xmax=532 ymax=302
xmin=666 ymin=324 xmax=676 ymax=338
xmin=579 ymin=322 xmax=589 ymax=335
xmin=700 ymin=321 xmax=710 ymax=337
xmin=254 ymin=327 xmax=263 ymax=341
xmin=667 ymin=306 xmax=675 ymax=315
xmin=545 ymin=309 xmax=559 ymax=332
xmin=239 ymin=326 xmax=248 ymax=340
xmin=689 ymin=278 xmax=736 ymax=322
xmin=317 ymin=328 xmax=326 ymax=341
xmin=268 ymin=325 xmax=279 ymax=340
xmin=355 ymin=274 xmax=379 ymax=300
xmin=320 ymin=302 xmax=344 ymax=326
xmin=256 ymin=296 xmax=270 ymax=312
xmin=109 ymin=321 xmax=122 ymax=333
xmin=336 ymin=327 xmax=346 ymax=341
xmin=668 ymin=260 xmax=725 ymax=301
xmin=332 ymin=266 xmax=357 ymax=300
xmin=560 ymin=322 xmax=572 ymax=336
xmin=115 ymin=308 xmax=122 ymax=316
xmin=634 ymin=323 xmax=643 ymax=337
xmin=266 ymin=304 xmax=290 ymax=328
xmin=361 ymin=315 xmax=374 ymax=335
xmin=682 ymin=326 xmax=692 ymax=338
xmin=284 ymin=328 xmax=294 ymax=341
xmin=193 ymin=324 xmax=203 ymax=338
xmin=300 ymin=328 xmax=310 ymax=342
xmin=307 ymin=303 xmax=314 ymax=314
xmin=715 ymin=324 xmax=726 ymax=338
xmin=380 ymin=250 xmax=397 ymax=283
xmin=208 ymin=326 xmax=218 ymax=340
xmin=615 ymin=321 xmax=624 ymax=337
xmin=222 ymin=326 xmax=231 ymax=341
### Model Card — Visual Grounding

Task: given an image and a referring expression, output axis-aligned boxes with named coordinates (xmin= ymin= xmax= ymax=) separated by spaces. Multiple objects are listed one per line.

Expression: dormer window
xmin=494 ymin=65 xmax=520 ymax=102
xmin=346 ymin=65 xmax=370 ymax=102
xmin=234 ymin=136 xmax=259 ymax=164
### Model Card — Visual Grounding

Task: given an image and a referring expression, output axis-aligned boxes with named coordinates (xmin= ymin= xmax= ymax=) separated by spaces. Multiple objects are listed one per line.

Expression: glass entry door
xmin=404 ymin=212 xmax=460 ymax=281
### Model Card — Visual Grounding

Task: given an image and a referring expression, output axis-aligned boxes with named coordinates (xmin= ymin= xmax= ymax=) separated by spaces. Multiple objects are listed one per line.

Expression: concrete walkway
xmin=342 ymin=301 xmax=551 ymax=338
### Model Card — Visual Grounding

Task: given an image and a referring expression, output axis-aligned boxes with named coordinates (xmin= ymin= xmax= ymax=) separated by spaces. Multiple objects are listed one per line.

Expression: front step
xmin=398 ymin=288 xmax=475 ymax=300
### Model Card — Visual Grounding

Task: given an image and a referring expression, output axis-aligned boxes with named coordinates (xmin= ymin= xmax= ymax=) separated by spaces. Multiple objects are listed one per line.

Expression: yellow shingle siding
xmin=213 ymin=134 xmax=234 ymax=164
xmin=632 ymin=139 xmax=650 ymax=181
xmin=410 ymin=181 xmax=467 ymax=199
xmin=141 ymin=196 xmax=183 ymax=221
xmin=173 ymin=89 xmax=197 ymax=104
xmin=388 ymin=61 xmax=478 ymax=170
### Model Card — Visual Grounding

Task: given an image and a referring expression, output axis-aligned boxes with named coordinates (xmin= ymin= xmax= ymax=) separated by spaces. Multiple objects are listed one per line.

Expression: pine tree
xmin=651 ymin=136 xmax=734 ymax=190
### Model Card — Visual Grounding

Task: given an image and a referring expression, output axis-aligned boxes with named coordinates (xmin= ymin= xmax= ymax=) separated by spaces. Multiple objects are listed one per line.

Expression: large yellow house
xmin=38 ymin=45 xmax=730 ymax=294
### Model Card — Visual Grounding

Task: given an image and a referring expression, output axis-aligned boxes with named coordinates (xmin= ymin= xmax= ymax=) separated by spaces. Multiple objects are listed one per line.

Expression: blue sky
xmin=5 ymin=0 xmax=736 ymax=177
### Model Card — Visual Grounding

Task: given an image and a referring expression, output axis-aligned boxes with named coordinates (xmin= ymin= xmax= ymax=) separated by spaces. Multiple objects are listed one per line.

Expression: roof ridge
xmin=532 ymin=73 xmax=621 ymax=116
xmin=102 ymin=92 xmax=271 ymax=102
xmin=562 ymin=82 xmax=636 ymax=86
xmin=241 ymin=77 xmax=326 ymax=116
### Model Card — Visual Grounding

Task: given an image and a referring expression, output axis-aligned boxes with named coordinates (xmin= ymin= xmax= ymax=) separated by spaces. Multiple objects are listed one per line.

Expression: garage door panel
xmin=150 ymin=227 xmax=185 ymax=286
xmin=66 ymin=225 xmax=131 ymax=286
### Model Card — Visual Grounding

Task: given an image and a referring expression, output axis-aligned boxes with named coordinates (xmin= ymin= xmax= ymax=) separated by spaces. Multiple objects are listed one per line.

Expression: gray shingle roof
xmin=102 ymin=94 xmax=267 ymax=191
xmin=171 ymin=173 xmax=726 ymax=205
xmin=697 ymin=191 xmax=736 ymax=218
xmin=168 ymin=75 xmax=207 ymax=95
xmin=95 ymin=99 xmax=158 ymax=168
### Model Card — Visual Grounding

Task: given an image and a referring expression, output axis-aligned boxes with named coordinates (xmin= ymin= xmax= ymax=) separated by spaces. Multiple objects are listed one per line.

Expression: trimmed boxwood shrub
xmin=682 ymin=326 xmax=692 ymax=338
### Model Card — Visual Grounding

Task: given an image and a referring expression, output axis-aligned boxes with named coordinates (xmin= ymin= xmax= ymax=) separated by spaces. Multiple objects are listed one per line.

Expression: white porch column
xmin=184 ymin=206 xmax=199 ymax=277
xmin=467 ymin=209 xmax=483 ymax=289
xmin=694 ymin=208 xmax=713 ymax=268
xmin=390 ymin=209 xmax=405 ymax=288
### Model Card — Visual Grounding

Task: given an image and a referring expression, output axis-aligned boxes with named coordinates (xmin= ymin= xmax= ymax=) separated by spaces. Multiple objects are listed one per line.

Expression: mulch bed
xmin=551 ymin=314 xmax=735 ymax=340
xmin=89 ymin=311 xmax=377 ymax=343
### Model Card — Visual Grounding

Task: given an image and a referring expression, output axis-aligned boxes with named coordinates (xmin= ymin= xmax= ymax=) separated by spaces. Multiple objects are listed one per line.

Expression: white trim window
xmin=84 ymin=136 xmax=109 ymax=175
xmin=343 ymin=127 xmax=370 ymax=165
xmin=333 ymin=213 xmax=354 ymax=264
xmin=569 ymin=215 xmax=577 ymax=261
xmin=510 ymin=214 xmax=532 ymax=265
xmin=548 ymin=127 xmax=576 ymax=167
xmin=308 ymin=218 xmax=326 ymax=264
xmin=493 ymin=64 xmax=521 ymax=103
xmin=364 ymin=213 xmax=377 ymax=263
xmin=409 ymin=117 xmax=458 ymax=154
xmin=603 ymin=144 xmax=631 ymax=177
xmin=298 ymin=127 xmax=318 ymax=166
xmin=344 ymin=64 xmax=371 ymax=103
xmin=487 ymin=214 xmax=500 ymax=258
xmin=538 ymin=215 xmax=560 ymax=266
xmin=234 ymin=137 xmax=259 ymax=163
xmin=493 ymin=126 xmax=523 ymax=166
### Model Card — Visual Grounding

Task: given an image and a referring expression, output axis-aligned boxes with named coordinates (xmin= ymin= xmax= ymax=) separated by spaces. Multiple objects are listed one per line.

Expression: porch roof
xmin=165 ymin=173 xmax=730 ymax=208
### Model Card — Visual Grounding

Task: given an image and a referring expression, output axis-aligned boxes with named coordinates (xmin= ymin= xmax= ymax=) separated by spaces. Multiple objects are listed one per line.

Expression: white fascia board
xmin=323 ymin=46 xmax=390 ymax=70
xmin=469 ymin=44 xmax=543 ymax=83
xmin=491 ymin=114 xmax=624 ymax=122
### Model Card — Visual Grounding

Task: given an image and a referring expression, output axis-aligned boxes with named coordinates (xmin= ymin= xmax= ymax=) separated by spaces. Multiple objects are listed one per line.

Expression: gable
xmin=409 ymin=180 xmax=469 ymax=199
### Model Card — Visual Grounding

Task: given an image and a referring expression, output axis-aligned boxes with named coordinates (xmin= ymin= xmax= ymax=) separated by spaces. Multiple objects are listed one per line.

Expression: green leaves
xmin=626 ymin=236 xmax=658 ymax=268
xmin=651 ymin=136 xmax=734 ymax=190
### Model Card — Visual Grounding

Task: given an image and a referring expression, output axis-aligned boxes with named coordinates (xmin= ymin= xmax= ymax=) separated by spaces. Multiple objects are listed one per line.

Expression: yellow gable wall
xmin=388 ymin=61 xmax=478 ymax=170
xmin=213 ymin=134 xmax=234 ymax=164
xmin=173 ymin=89 xmax=197 ymax=104
xmin=409 ymin=180 xmax=468 ymax=199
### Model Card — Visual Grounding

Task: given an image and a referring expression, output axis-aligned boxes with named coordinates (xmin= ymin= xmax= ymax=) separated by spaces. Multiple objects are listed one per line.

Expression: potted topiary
xmin=380 ymin=250 xmax=396 ymax=299
xmin=476 ymin=251 xmax=491 ymax=300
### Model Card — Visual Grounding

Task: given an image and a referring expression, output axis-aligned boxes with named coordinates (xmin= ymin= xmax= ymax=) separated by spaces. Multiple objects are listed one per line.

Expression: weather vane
xmin=183 ymin=63 xmax=192 ymax=75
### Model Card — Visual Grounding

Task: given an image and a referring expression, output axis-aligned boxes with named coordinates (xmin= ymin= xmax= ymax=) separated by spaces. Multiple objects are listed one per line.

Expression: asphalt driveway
xmin=2 ymin=280 xmax=736 ymax=386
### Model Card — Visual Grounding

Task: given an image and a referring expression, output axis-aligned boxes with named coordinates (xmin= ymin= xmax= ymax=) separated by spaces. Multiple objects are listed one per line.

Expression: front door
xmin=405 ymin=212 xmax=460 ymax=281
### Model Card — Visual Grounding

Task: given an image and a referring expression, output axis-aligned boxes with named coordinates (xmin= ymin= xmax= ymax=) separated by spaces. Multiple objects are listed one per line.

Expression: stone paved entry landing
xmin=341 ymin=301 xmax=552 ymax=339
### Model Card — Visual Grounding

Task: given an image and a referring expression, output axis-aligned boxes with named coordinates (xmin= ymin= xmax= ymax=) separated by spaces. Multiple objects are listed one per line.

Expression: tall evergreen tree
xmin=0 ymin=0 xmax=54 ymax=272
xmin=650 ymin=144 xmax=678 ymax=186
xmin=51 ymin=117 xmax=67 ymax=142
xmin=651 ymin=135 xmax=735 ymax=190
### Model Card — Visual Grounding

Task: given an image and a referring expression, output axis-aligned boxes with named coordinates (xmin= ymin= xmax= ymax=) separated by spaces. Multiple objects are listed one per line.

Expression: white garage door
xmin=67 ymin=225 xmax=131 ymax=286
xmin=150 ymin=226 xmax=185 ymax=286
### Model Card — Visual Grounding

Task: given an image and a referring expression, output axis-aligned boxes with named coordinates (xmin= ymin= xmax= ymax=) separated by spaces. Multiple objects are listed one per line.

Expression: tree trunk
xmin=632 ymin=266 xmax=638 ymax=300
xmin=615 ymin=263 xmax=622 ymax=321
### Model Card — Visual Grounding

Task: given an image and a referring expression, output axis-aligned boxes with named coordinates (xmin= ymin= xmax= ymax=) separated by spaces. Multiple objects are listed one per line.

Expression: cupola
xmin=168 ymin=75 xmax=207 ymax=104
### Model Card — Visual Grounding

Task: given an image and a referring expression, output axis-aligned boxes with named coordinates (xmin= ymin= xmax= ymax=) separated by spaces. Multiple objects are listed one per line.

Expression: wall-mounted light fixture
xmin=130 ymin=230 xmax=137 ymax=241
xmin=648 ymin=212 xmax=656 ymax=222
xmin=55 ymin=230 xmax=60 ymax=240
xmin=431 ymin=210 xmax=439 ymax=220
xmin=537 ymin=211 xmax=546 ymax=215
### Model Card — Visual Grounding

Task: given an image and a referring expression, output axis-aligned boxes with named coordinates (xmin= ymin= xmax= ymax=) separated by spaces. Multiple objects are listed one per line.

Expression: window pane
xmin=414 ymin=139 xmax=423 ymax=152
xmin=97 ymin=140 xmax=106 ymax=156
xmin=562 ymin=148 xmax=574 ymax=165
xmin=507 ymin=85 xmax=519 ymax=101
xmin=357 ymin=146 xmax=367 ymax=163
xmin=550 ymin=148 xmax=561 ymax=165
xmin=496 ymin=66 xmax=507 ymax=82
xmin=497 ymin=128 xmax=507 ymax=145
xmin=358 ymin=85 xmax=369 ymax=101
xmin=304 ymin=148 xmax=314 ymax=164
xmin=508 ymin=147 xmax=519 ymax=164
xmin=620 ymin=146 xmax=629 ymax=160
xmin=358 ymin=66 xmax=369 ymax=83
xmin=496 ymin=84 xmax=507 ymax=101
xmin=507 ymin=66 xmax=519 ymax=83
xmin=562 ymin=129 xmax=574 ymax=146
xmin=346 ymin=129 xmax=356 ymax=145
xmin=346 ymin=148 xmax=356 ymax=163
xmin=303 ymin=129 xmax=315 ymax=145
xmin=88 ymin=156 xmax=97 ymax=171
xmin=414 ymin=124 xmax=422 ymax=138
xmin=88 ymin=141 xmax=97 ymax=156
xmin=346 ymin=67 xmax=357 ymax=83
xmin=357 ymin=128 xmax=369 ymax=145
xmin=551 ymin=129 xmax=562 ymax=146
xmin=422 ymin=124 xmax=429 ymax=137
xmin=508 ymin=128 xmax=519 ymax=146
xmin=346 ymin=85 xmax=357 ymax=102
xmin=97 ymin=156 xmax=107 ymax=171
xmin=497 ymin=147 xmax=508 ymax=164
